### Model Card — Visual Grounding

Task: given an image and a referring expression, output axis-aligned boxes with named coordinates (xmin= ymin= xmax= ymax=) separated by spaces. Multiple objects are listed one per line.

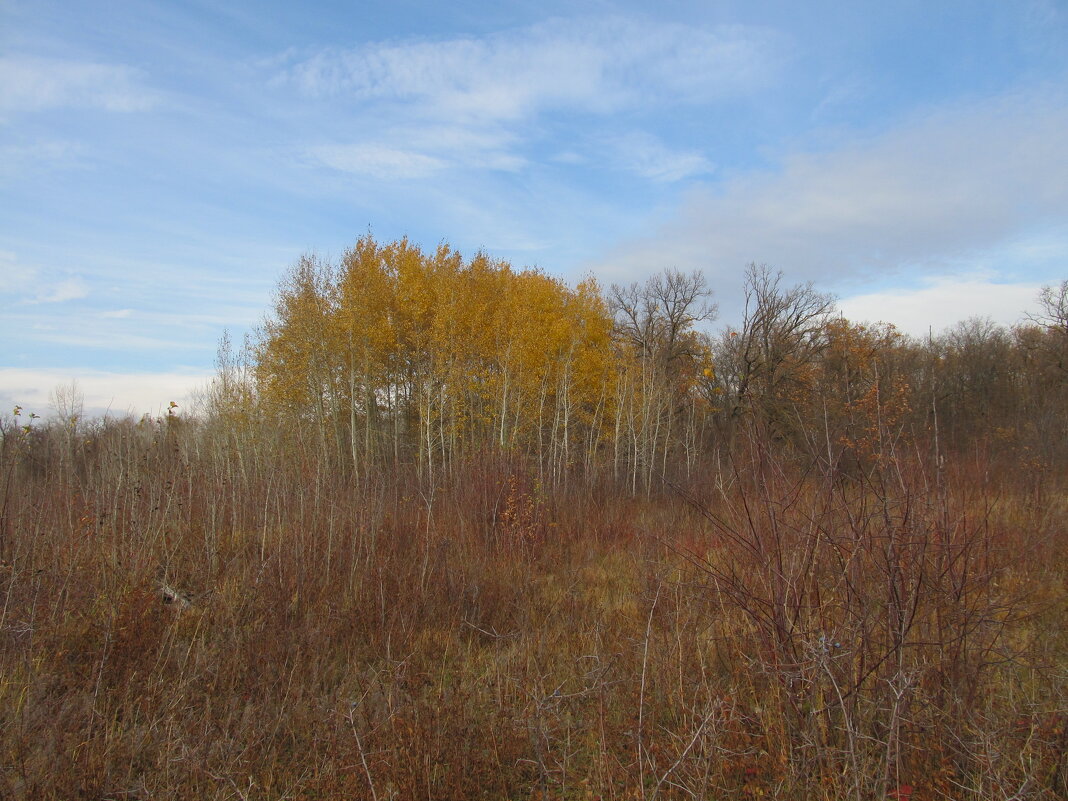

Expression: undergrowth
xmin=0 ymin=417 xmax=1064 ymax=800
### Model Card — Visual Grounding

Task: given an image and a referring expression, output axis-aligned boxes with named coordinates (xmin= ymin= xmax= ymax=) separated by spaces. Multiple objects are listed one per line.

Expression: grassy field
xmin=0 ymin=414 xmax=1065 ymax=800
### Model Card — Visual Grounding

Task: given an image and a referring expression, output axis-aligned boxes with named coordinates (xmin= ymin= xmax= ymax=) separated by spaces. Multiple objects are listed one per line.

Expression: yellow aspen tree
xmin=256 ymin=254 xmax=341 ymax=460
xmin=334 ymin=235 xmax=395 ymax=476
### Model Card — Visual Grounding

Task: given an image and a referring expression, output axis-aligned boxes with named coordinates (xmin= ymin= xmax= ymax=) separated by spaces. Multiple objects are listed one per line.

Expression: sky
xmin=2 ymin=0 xmax=1067 ymax=418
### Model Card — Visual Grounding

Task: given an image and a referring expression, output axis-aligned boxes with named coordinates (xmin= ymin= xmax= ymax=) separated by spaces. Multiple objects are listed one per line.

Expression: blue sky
xmin=3 ymin=0 xmax=1067 ymax=417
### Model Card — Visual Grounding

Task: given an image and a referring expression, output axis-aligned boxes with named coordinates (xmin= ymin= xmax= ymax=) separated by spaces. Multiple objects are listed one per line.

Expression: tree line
xmin=217 ymin=235 xmax=1068 ymax=491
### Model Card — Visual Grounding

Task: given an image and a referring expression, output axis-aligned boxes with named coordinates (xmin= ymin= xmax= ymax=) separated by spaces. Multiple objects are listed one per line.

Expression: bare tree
xmin=609 ymin=269 xmax=716 ymax=488
xmin=1027 ymin=279 xmax=1068 ymax=337
xmin=717 ymin=263 xmax=835 ymax=428
xmin=609 ymin=269 xmax=716 ymax=366
xmin=1015 ymin=280 xmax=1068 ymax=386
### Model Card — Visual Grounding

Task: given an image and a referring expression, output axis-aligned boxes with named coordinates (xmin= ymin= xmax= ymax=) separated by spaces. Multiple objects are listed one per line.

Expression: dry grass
xmin=0 ymin=416 xmax=1064 ymax=800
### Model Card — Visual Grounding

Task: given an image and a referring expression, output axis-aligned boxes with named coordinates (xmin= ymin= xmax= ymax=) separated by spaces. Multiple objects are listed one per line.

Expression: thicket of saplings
xmin=2 ymin=249 xmax=1066 ymax=800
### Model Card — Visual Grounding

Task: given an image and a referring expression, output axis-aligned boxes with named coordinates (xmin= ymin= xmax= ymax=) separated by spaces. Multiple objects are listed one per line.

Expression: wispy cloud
xmin=277 ymin=18 xmax=783 ymax=122
xmin=24 ymin=329 xmax=212 ymax=351
xmin=283 ymin=18 xmax=782 ymax=181
xmin=609 ymin=132 xmax=714 ymax=183
xmin=29 ymin=277 xmax=90 ymax=304
xmin=309 ymin=143 xmax=447 ymax=179
xmin=6 ymin=302 xmax=238 ymax=352
xmin=308 ymin=123 xmax=525 ymax=178
xmin=0 ymin=55 xmax=158 ymax=114
xmin=0 ymin=140 xmax=84 ymax=173
xmin=0 ymin=251 xmax=28 ymax=292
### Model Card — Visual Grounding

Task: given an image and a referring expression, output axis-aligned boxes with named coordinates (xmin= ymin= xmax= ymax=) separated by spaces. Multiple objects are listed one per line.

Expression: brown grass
xmin=0 ymin=416 xmax=1064 ymax=800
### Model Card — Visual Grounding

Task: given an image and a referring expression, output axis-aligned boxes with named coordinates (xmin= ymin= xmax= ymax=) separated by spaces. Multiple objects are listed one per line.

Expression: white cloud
xmin=310 ymin=143 xmax=447 ymax=179
xmin=838 ymin=274 xmax=1043 ymax=338
xmin=30 ymin=276 xmax=90 ymax=304
xmin=4 ymin=297 xmax=233 ymax=357
xmin=592 ymin=90 xmax=1068 ymax=294
xmin=610 ymin=132 xmax=714 ymax=182
xmin=278 ymin=17 xmax=783 ymax=122
xmin=0 ymin=368 xmax=210 ymax=419
xmin=0 ymin=251 xmax=29 ymax=292
xmin=17 ymin=324 xmax=218 ymax=352
xmin=309 ymin=124 xmax=525 ymax=178
xmin=0 ymin=140 xmax=83 ymax=172
xmin=403 ymin=124 xmax=526 ymax=171
xmin=285 ymin=18 xmax=780 ymax=183
xmin=0 ymin=56 xmax=157 ymax=114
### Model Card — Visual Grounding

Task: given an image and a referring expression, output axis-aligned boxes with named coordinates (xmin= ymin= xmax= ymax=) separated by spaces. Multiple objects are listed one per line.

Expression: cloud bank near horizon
xmin=592 ymin=90 xmax=1068 ymax=298
xmin=0 ymin=368 xmax=213 ymax=421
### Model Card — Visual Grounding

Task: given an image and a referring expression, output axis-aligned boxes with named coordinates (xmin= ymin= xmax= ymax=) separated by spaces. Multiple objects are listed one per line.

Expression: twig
xmin=638 ymin=579 xmax=662 ymax=799
xmin=348 ymin=707 xmax=380 ymax=801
